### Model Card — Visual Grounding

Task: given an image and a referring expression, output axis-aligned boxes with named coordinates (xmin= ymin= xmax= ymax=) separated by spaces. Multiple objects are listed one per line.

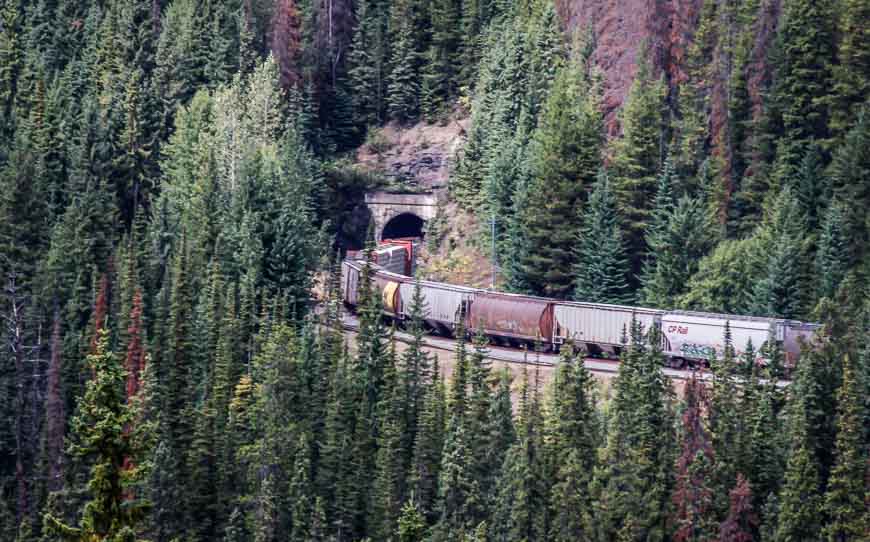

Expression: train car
xmin=467 ymin=291 xmax=554 ymax=347
xmin=373 ymin=270 xmax=408 ymax=316
xmin=346 ymin=240 xmax=417 ymax=276
xmin=398 ymin=280 xmax=475 ymax=335
xmin=374 ymin=244 xmax=411 ymax=275
xmin=662 ymin=311 xmax=779 ymax=368
xmin=341 ymin=259 xmax=361 ymax=306
xmin=553 ymin=302 xmax=663 ymax=355
xmin=780 ymin=321 xmax=819 ymax=368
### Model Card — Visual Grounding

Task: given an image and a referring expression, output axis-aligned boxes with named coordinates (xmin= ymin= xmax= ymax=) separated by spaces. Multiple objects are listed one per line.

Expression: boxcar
xmin=374 ymin=244 xmax=411 ymax=275
xmin=553 ymin=302 xmax=663 ymax=354
xmin=467 ymin=291 xmax=554 ymax=344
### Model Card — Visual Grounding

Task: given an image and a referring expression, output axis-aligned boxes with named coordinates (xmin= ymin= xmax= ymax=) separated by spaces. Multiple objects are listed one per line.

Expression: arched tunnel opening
xmin=382 ymin=212 xmax=425 ymax=240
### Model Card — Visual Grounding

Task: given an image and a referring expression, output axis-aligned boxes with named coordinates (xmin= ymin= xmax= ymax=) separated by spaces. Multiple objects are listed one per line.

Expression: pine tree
xmin=432 ymin=328 xmax=481 ymax=539
xmin=490 ymin=361 xmax=545 ymax=542
xmin=762 ymin=0 xmax=835 ymax=173
xmin=774 ymin=434 xmax=823 ymax=541
xmin=43 ymin=330 xmax=151 ymax=541
xmin=409 ymin=355 xmax=446 ymax=521
xmin=717 ymin=474 xmax=757 ymax=542
xmin=670 ymin=374 xmax=717 ymax=542
xmin=708 ymin=325 xmax=742 ymax=509
xmin=546 ymin=343 xmax=598 ymax=541
xmin=399 ymin=279 xmax=432 ymax=477
xmin=347 ymin=0 xmax=385 ymax=129
xmin=610 ymin=51 xmax=667 ymax=278
xmin=466 ymin=328 xmax=495 ymax=524
xmin=590 ymin=320 xmax=675 ymax=540
xmin=828 ymin=0 xmax=870 ymax=140
xmin=641 ymin=193 xmax=716 ymax=308
xmin=386 ymin=0 xmax=419 ymax=124
xmin=512 ymin=58 xmax=602 ymax=298
xmin=815 ymin=200 xmax=851 ymax=300
xmin=829 ymin=109 xmax=870 ymax=261
xmin=396 ymin=500 xmax=426 ymax=542
xmin=752 ymin=189 xmax=809 ymax=319
xmin=573 ymin=170 xmax=633 ymax=304
xmin=420 ymin=0 xmax=459 ymax=119
xmin=822 ymin=354 xmax=868 ymax=541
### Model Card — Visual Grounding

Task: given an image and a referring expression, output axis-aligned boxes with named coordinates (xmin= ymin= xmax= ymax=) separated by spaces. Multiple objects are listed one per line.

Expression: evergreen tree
xmin=770 ymin=0 xmax=836 ymax=145
xmin=828 ymin=0 xmax=870 ymax=140
xmin=409 ymin=356 xmax=446 ymax=521
xmin=386 ymin=0 xmax=419 ymax=124
xmin=641 ymin=193 xmax=716 ymax=308
xmin=590 ymin=320 xmax=675 ymax=540
xmin=822 ymin=354 xmax=869 ymax=541
xmin=610 ymin=51 xmax=667 ymax=278
xmin=546 ymin=343 xmax=598 ymax=541
xmin=573 ymin=170 xmax=633 ymax=304
xmin=44 ymin=330 xmax=151 ymax=541
xmin=396 ymin=499 xmax=426 ymax=542
xmin=347 ymin=0 xmax=385 ymax=129
xmin=670 ymin=374 xmax=717 ymax=542
xmin=717 ymin=474 xmax=758 ymax=542
xmin=420 ymin=0 xmax=459 ymax=119
xmin=815 ymin=200 xmax=850 ymax=300
xmin=512 ymin=58 xmax=602 ymax=298
xmin=829 ymin=109 xmax=870 ymax=261
xmin=490 ymin=362 xmax=546 ymax=542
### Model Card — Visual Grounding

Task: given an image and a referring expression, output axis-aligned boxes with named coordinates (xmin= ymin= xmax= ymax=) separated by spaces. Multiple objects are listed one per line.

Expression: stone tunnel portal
xmin=382 ymin=212 xmax=425 ymax=240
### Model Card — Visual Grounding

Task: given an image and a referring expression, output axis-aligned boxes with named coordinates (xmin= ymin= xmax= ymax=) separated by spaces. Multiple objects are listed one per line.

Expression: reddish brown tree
xmin=124 ymin=289 xmax=145 ymax=401
xmin=43 ymin=308 xmax=65 ymax=493
xmin=270 ymin=0 xmax=303 ymax=89
xmin=671 ymin=372 xmax=717 ymax=542
xmin=718 ymin=474 xmax=757 ymax=542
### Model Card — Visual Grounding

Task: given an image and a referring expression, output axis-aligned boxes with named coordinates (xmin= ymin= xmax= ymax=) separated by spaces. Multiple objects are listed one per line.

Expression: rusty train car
xmin=340 ymin=257 xmax=818 ymax=371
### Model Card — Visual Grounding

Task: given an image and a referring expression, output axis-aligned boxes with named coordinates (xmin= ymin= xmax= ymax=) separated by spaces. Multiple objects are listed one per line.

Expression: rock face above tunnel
xmin=557 ymin=0 xmax=704 ymax=133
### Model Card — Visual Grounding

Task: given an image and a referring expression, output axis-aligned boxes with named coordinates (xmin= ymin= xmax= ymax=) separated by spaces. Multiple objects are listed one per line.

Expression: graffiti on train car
xmin=679 ymin=342 xmax=716 ymax=358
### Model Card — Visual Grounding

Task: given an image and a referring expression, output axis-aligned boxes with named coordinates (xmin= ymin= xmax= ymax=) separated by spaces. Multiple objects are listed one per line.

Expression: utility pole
xmin=490 ymin=214 xmax=497 ymax=289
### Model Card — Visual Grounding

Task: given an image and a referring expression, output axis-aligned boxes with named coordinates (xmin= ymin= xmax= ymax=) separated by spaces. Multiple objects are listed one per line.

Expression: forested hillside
xmin=0 ymin=0 xmax=868 ymax=540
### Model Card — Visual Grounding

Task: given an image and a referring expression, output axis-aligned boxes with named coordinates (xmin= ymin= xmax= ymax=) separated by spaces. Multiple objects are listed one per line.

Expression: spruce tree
xmin=419 ymin=0 xmax=459 ymax=119
xmin=409 ymin=355 xmax=446 ymax=521
xmin=490 ymin=362 xmax=546 ymax=542
xmin=347 ymin=0 xmax=385 ymax=129
xmin=822 ymin=354 xmax=868 ymax=541
xmin=815 ymin=200 xmax=850 ymax=300
xmin=573 ymin=170 xmax=633 ymax=304
xmin=512 ymin=58 xmax=602 ymax=298
xmin=829 ymin=109 xmax=870 ymax=261
xmin=717 ymin=474 xmax=758 ymax=542
xmin=386 ymin=0 xmax=419 ymax=124
xmin=43 ymin=330 xmax=151 ymax=541
xmin=610 ymin=51 xmax=667 ymax=278
xmin=641 ymin=193 xmax=716 ymax=308
xmin=546 ymin=343 xmax=598 ymax=541
xmin=828 ymin=0 xmax=870 ymax=140
xmin=670 ymin=374 xmax=717 ymax=542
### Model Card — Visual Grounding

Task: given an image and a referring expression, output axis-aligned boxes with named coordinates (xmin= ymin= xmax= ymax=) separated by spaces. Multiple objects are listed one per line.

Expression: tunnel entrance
xmin=382 ymin=212 xmax=425 ymax=240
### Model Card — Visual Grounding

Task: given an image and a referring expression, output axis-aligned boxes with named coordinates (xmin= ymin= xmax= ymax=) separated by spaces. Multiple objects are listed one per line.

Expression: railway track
xmin=338 ymin=315 xmax=709 ymax=382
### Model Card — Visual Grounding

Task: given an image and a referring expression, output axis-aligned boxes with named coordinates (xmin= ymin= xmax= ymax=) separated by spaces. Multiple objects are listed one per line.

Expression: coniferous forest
xmin=0 ymin=0 xmax=869 ymax=540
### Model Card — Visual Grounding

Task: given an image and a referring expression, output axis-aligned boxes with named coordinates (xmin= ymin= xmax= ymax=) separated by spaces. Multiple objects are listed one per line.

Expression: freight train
xmin=341 ymin=246 xmax=818 ymax=371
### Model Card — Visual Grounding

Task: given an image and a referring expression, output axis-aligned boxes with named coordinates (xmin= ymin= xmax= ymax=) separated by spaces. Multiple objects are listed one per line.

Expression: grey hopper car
xmin=398 ymin=280 xmax=475 ymax=335
xmin=552 ymin=302 xmax=663 ymax=356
